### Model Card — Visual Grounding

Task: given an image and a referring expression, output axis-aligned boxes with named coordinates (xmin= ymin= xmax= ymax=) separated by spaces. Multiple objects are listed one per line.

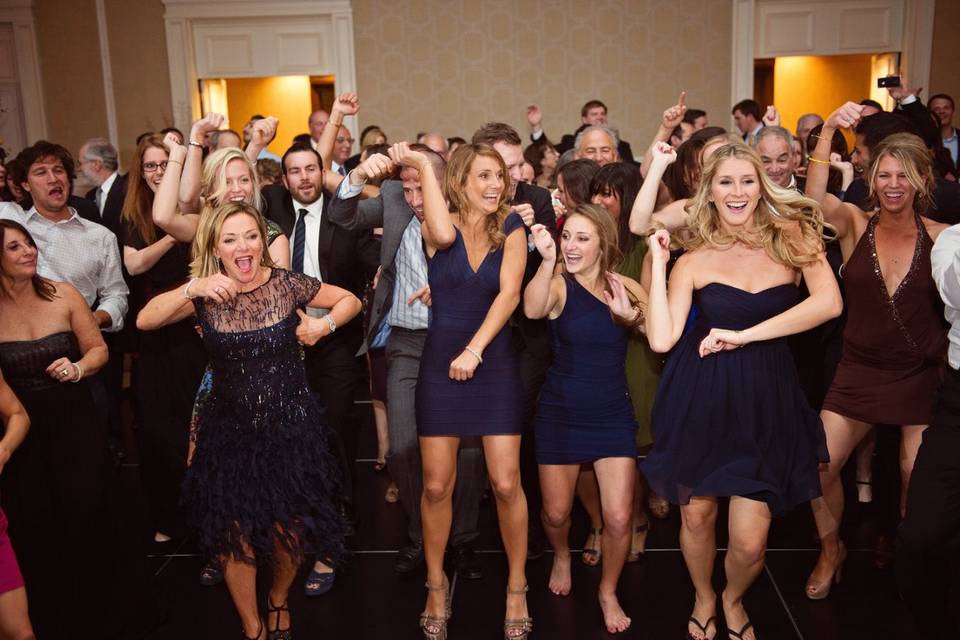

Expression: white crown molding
xmin=0 ymin=0 xmax=47 ymax=142
xmin=162 ymin=0 xmax=352 ymax=20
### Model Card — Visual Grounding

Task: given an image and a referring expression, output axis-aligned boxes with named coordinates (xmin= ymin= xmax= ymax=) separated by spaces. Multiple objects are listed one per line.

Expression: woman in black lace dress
xmin=0 ymin=219 xmax=113 ymax=639
xmin=138 ymin=202 xmax=361 ymax=640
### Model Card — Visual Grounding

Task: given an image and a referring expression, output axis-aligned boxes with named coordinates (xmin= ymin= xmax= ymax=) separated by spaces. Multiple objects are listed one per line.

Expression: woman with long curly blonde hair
xmin=641 ymin=142 xmax=842 ymax=640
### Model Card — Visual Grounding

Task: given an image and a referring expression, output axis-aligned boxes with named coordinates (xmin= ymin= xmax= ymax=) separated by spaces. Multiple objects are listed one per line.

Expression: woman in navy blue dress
xmin=642 ymin=144 xmax=841 ymax=640
xmin=524 ymin=204 xmax=646 ymax=634
xmin=389 ymin=142 xmax=531 ymax=640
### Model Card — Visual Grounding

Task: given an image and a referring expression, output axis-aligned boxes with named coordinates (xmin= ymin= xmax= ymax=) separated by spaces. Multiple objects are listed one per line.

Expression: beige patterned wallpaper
xmin=351 ymin=0 xmax=733 ymax=150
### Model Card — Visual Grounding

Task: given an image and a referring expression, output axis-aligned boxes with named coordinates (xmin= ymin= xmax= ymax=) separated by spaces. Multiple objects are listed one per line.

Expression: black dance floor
xmin=107 ymin=403 xmax=943 ymax=639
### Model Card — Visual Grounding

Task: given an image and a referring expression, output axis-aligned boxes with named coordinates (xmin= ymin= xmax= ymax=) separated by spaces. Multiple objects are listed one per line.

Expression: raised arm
xmin=123 ymin=234 xmax=178 ymax=276
xmin=450 ymin=226 xmax=527 ymax=381
xmin=641 ymin=92 xmax=686 ymax=178
xmin=0 ymin=368 xmax=29 ymax=475
xmin=645 ymin=230 xmax=694 ymax=352
xmin=244 ymin=116 xmax=278 ymax=163
xmin=137 ymin=273 xmax=241 ymax=331
xmin=522 ymin=223 xmax=562 ymax=319
xmin=389 ymin=142 xmax=455 ymax=250
xmin=181 ymin=114 xmax=225 ymax=213
xmin=527 ymin=104 xmax=545 ymax=141
xmin=152 ymin=132 xmax=199 ymax=242
xmin=806 ymin=103 xmax=865 ymax=238
xmin=318 ymin=93 xmax=358 ymax=171
xmin=630 ymin=141 xmax=678 ymax=234
xmin=328 ymin=154 xmax=395 ymax=231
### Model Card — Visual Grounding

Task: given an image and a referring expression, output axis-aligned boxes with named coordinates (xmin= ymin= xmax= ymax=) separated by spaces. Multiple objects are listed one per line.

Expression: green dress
xmin=616 ymin=240 xmax=662 ymax=448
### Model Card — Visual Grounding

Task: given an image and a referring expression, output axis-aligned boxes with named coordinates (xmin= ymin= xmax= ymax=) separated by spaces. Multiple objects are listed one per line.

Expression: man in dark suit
xmin=327 ymin=144 xmax=486 ymax=578
xmin=471 ymin=122 xmax=556 ymax=557
xmin=262 ymin=142 xmax=380 ymax=522
xmin=526 ymin=100 xmax=636 ymax=164
xmin=79 ymin=138 xmax=127 ymax=237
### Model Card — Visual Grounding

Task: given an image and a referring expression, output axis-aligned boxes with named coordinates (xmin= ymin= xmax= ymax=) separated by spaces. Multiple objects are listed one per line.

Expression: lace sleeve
xmin=282 ymin=269 xmax=322 ymax=308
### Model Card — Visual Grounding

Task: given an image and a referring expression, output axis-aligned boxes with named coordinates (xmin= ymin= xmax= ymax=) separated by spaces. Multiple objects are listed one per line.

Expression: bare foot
xmin=598 ymin=590 xmax=631 ymax=633
xmin=548 ymin=553 xmax=572 ymax=596
xmin=687 ymin=593 xmax=717 ymax=640
xmin=721 ymin=592 xmax=756 ymax=640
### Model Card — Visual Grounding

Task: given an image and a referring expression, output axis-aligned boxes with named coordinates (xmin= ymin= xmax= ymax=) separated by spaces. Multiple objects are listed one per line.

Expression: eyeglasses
xmin=336 ymin=137 xmax=355 ymax=145
xmin=142 ymin=161 xmax=168 ymax=173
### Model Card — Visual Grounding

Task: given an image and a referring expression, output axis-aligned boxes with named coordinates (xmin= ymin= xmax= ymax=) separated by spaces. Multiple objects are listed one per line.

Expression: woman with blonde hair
xmin=642 ymin=143 xmax=842 ymax=640
xmin=137 ymin=201 xmax=361 ymax=640
xmin=524 ymin=204 xmax=646 ymax=634
xmin=121 ymin=133 xmax=208 ymax=544
xmin=390 ymin=141 xmax=531 ymax=640
xmin=803 ymin=105 xmax=949 ymax=601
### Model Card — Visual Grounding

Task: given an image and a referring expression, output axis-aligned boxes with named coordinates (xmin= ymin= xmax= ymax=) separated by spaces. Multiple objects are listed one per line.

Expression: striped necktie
xmin=292 ymin=208 xmax=307 ymax=273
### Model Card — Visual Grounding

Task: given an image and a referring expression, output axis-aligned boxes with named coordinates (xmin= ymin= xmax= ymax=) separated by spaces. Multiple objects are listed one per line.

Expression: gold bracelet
xmin=167 ymin=159 xmax=184 ymax=166
xmin=807 ymin=157 xmax=830 ymax=165
xmin=464 ymin=346 xmax=483 ymax=365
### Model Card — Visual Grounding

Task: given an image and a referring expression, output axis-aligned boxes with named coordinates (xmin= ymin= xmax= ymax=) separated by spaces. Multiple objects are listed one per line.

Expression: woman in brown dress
xmin=803 ymin=103 xmax=948 ymax=600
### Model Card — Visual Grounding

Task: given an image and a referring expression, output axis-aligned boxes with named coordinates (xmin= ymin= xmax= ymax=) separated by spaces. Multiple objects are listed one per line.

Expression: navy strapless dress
xmin=640 ymin=283 xmax=827 ymax=515
xmin=536 ymin=276 xmax=638 ymax=464
xmin=417 ymin=213 xmax=525 ymax=437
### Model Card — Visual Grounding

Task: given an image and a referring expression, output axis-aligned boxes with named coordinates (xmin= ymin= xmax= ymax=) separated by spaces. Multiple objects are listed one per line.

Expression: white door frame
xmin=0 ymin=0 xmax=46 ymax=143
xmin=161 ymin=0 xmax=357 ymax=137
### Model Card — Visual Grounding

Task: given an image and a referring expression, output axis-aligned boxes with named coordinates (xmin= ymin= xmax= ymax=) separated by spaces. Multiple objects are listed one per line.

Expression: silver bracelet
xmin=324 ymin=314 xmax=337 ymax=333
xmin=183 ymin=278 xmax=198 ymax=299
xmin=71 ymin=362 xmax=83 ymax=382
xmin=464 ymin=346 xmax=483 ymax=365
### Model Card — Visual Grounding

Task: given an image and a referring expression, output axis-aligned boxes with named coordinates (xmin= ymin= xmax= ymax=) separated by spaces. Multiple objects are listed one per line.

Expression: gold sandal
xmin=581 ymin=527 xmax=602 ymax=566
xmin=419 ymin=579 xmax=451 ymax=640
xmin=504 ymin=584 xmax=533 ymax=640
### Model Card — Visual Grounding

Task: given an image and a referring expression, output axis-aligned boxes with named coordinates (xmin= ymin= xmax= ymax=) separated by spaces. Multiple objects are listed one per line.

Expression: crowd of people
xmin=0 ymin=70 xmax=958 ymax=640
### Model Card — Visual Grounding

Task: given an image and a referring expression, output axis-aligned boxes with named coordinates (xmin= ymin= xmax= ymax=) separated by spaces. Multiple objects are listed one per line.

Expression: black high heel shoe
xmin=266 ymin=599 xmax=292 ymax=640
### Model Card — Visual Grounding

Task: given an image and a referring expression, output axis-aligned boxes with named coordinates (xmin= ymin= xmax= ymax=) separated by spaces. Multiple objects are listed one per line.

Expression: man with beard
xmin=262 ymin=143 xmax=379 ymax=595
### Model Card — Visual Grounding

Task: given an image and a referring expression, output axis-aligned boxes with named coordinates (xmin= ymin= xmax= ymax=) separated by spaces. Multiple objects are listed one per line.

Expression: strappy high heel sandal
xmin=266 ymin=599 xmax=292 ymax=640
xmin=419 ymin=580 xmax=451 ymax=640
xmin=805 ymin=542 xmax=847 ymax=600
xmin=627 ymin=522 xmax=649 ymax=563
xmin=504 ymin=584 xmax=533 ymax=640
xmin=581 ymin=527 xmax=602 ymax=566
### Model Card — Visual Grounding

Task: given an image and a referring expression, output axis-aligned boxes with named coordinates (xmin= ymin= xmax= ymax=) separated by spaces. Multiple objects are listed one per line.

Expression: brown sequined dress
xmin=822 ymin=215 xmax=947 ymax=425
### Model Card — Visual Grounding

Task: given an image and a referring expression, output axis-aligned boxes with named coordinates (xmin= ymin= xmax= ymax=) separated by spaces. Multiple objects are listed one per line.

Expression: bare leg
xmin=0 ymin=586 xmax=35 ymax=640
xmin=373 ymin=399 xmax=389 ymax=467
xmin=593 ymin=457 xmax=636 ymax=634
xmin=680 ymin=497 xmax=719 ymax=640
xmin=809 ymin=411 xmax=872 ymax=596
xmin=420 ymin=436 xmax=460 ymax=622
xmin=854 ymin=428 xmax=876 ymax=503
xmin=721 ymin=497 xmax=772 ymax=640
xmin=224 ymin=540 xmax=262 ymax=639
xmin=900 ymin=425 xmax=927 ymax=517
xmin=576 ymin=468 xmax=604 ymax=565
xmin=482 ymin=435 xmax=530 ymax=633
xmin=538 ymin=464 xmax=580 ymax=595
xmin=631 ymin=474 xmax=650 ymax=558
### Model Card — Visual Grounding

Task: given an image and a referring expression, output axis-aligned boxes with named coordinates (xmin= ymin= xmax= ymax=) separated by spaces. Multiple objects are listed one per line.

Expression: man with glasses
xmin=331 ymin=126 xmax=355 ymax=177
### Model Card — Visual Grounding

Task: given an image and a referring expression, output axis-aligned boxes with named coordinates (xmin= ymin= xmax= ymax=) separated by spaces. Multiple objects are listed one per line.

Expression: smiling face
xmin=872 ymin=154 xmax=916 ymax=215
xmin=24 ymin=155 xmax=70 ymax=214
xmin=560 ymin=214 xmax=601 ymax=277
xmin=1 ymin=226 xmax=38 ymax=281
xmin=282 ymin=150 xmax=324 ymax=205
xmin=756 ymin=135 xmax=796 ymax=188
xmin=400 ymin=166 xmax=425 ymax=220
xmin=591 ymin=186 xmax=621 ymax=220
xmin=223 ymin=158 xmax=255 ymax=204
xmin=214 ymin=213 xmax=264 ymax=283
xmin=709 ymin=158 xmax=761 ymax=231
xmin=464 ymin=155 xmax=505 ymax=214
xmin=577 ymin=129 xmax=617 ymax=166
xmin=582 ymin=106 xmax=608 ymax=126
xmin=930 ymin=97 xmax=955 ymax=128
xmin=141 ymin=146 xmax=169 ymax=193
xmin=492 ymin=141 xmax=523 ymax=201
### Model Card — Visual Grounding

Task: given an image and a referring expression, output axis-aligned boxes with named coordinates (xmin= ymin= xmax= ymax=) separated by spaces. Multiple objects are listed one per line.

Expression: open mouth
xmin=48 ymin=186 xmax=64 ymax=198
xmin=228 ymin=194 xmax=246 ymax=202
xmin=564 ymin=253 xmax=582 ymax=267
xmin=235 ymin=256 xmax=254 ymax=274
xmin=726 ymin=201 xmax=748 ymax=213
xmin=883 ymin=191 xmax=905 ymax=204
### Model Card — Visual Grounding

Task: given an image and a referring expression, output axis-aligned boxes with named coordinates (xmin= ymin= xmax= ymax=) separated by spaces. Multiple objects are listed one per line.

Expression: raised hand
xmin=698 ymin=327 xmax=746 ymax=358
xmin=513 ymin=202 xmax=535 ymax=227
xmin=662 ymin=91 xmax=687 ymax=129
xmin=190 ymin=113 xmax=225 ymax=144
xmin=332 ymin=92 xmax=360 ymax=117
xmin=650 ymin=141 xmax=677 ymax=166
xmin=647 ymin=229 xmax=671 ymax=265
xmin=887 ymin=71 xmax=917 ymax=101
xmin=192 ymin=273 xmax=239 ymax=304
xmin=356 ymin=153 xmax=395 ymax=182
xmin=162 ymin=131 xmax=186 ymax=155
xmin=527 ymin=104 xmax=543 ymax=130
xmin=825 ymin=102 xmax=866 ymax=130
xmin=762 ymin=105 xmax=780 ymax=127
xmin=250 ymin=116 xmax=278 ymax=147
xmin=602 ymin=272 xmax=639 ymax=323
xmin=388 ymin=142 xmax=429 ymax=171
xmin=530 ymin=223 xmax=556 ymax=261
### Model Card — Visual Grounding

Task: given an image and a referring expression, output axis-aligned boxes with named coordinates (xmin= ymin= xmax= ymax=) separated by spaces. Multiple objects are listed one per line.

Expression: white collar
xmin=27 ymin=206 xmax=81 ymax=225
xmin=100 ymin=171 xmax=118 ymax=195
xmin=292 ymin=193 xmax=324 ymax=218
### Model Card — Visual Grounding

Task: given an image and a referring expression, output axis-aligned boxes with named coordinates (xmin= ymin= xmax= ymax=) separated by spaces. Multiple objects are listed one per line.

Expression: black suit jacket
xmin=510 ymin=182 xmax=557 ymax=359
xmin=535 ymin=124 xmax=636 ymax=165
xmin=84 ymin=173 xmax=128 ymax=238
xmin=260 ymin=182 xmax=381 ymax=347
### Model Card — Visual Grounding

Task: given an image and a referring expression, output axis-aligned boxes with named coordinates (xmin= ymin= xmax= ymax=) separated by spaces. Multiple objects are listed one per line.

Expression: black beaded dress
xmin=182 ymin=268 xmax=346 ymax=564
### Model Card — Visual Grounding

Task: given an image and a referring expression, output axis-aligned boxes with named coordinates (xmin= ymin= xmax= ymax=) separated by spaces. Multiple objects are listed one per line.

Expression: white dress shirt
xmin=0 ymin=202 xmax=129 ymax=330
xmin=931 ymin=224 xmax=960 ymax=370
xmin=97 ymin=171 xmax=118 ymax=214
xmin=289 ymin=194 xmax=326 ymax=317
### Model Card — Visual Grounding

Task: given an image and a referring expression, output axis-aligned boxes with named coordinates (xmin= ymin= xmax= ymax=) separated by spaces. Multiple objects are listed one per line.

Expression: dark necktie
xmin=95 ymin=188 xmax=104 ymax=215
xmin=338 ymin=164 xmax=347 ymax=177
xmin=292 ymin=208 xmax=308 ymax=273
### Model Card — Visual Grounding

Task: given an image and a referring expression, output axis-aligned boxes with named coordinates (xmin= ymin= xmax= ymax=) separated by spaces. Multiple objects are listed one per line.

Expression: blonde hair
xmin=190 ymin=202 xmax=276 ymax=278
xmin=444 ymin=143 xmax=510 ymax=249
xmin=201 ymin=148 xmax=263 ymax=212
xmin=865 ymin=132 xmax=935 ymax=215
xmin=682 ymin=143 xmax=826 ymax=268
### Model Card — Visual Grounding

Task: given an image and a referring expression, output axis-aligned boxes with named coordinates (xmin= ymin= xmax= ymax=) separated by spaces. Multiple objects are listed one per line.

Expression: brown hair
xmin=444 ymin=144 xmax=510 ymax=249
xmin=471 ymin=123 xmax=522 ymax=147
xmin=561 ymin=204 xmax=623 ymax=293
xmin=865 ymin=133 xmax=935 ymax=215
xmin=0 ymin=219 xmax=57 ymax=301
xmin=121 ymin=133 xmax=166 ymax=245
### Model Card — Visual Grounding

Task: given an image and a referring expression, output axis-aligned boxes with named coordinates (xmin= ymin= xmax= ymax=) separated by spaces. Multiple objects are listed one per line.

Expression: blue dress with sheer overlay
xmin=416 ymin=213 xmax=525 ymax=437
xmin=182 ymin=268 xmax=345 ymax=564
xmin=640 ymin=282 xmax=828 ymax=515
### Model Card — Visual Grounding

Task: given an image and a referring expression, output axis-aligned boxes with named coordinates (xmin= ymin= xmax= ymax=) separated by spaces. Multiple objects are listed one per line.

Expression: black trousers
xmin=897 ymin=366 xmax=960 ymax=639
xmin=305 ymin=330 xmax=368 ymax=506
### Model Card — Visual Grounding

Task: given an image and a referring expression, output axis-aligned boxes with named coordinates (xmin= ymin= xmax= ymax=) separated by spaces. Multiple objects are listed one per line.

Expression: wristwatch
xmin=324 ymin=315 xmax=337 ymax=333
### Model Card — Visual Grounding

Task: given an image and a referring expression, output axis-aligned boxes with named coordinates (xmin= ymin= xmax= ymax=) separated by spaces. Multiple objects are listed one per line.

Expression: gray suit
xmin=328 ymin=180 xmax=483 ymax=547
